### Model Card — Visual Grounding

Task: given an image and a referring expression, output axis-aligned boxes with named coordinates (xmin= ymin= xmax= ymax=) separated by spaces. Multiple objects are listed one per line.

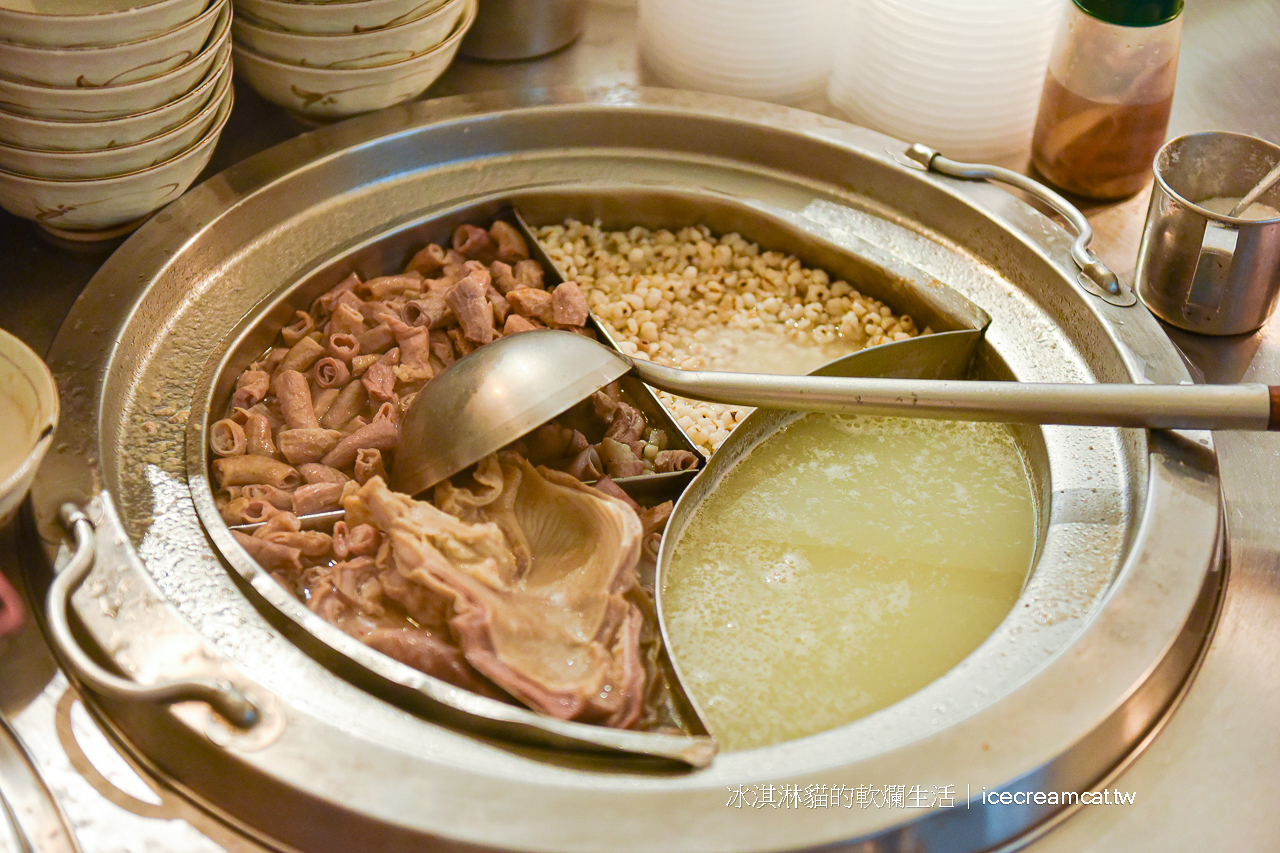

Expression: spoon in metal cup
xmin=1228 ymin=159 xmax=1280 ymax=217
xmin=391 ymin=329 xmax=1280 ymax=497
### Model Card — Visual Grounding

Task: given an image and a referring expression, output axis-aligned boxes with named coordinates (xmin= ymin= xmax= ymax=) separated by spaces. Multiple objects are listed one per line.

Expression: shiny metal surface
xmin=0 ymin=1 xmax=1275 ymax=852
xmin=47 ymin=505 xmax=260 ymax=731
xmin=423 ymin=328 xmax=1274 ymax=433
xmin=395 ymin=328 xmax=631 ymax=495
xmin=1135 ymin=132 xmax=1280 ymax=335
xmin=17 ymin=84 xmax=1220 ymax=853
xmin=905 ymin=144 xmax=1130 ymax=304
xmin=0 ymin=712 xmax=80 ymax=853
xmin=634 ymin=350 xmax=1271 ymax=428
xmin=459 ymin=0 xmax=586 ymax=60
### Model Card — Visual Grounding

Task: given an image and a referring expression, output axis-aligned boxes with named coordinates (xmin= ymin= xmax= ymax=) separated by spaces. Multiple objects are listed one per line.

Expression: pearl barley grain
xmin=536 ymin=221 xmax=926 ymax=456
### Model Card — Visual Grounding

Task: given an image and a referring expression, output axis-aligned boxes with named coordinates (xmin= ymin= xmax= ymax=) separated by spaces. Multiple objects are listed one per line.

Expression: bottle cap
xmin=1073 ymin=0 xmax=1183 ymax=26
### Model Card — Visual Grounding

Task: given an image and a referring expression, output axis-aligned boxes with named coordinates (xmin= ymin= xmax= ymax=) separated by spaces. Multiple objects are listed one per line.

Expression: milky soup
xmin=661 ymin=414 xmax=1037 ymax=751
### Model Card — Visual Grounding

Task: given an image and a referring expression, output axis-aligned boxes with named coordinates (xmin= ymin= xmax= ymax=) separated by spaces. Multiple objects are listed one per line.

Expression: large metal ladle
xmin=392 ymin=329 xmax=1280 ymax=497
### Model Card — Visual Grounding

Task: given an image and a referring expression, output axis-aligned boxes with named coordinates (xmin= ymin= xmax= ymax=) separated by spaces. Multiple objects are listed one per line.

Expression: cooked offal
xmin=212 ymin=219 xmax=683 ymax=730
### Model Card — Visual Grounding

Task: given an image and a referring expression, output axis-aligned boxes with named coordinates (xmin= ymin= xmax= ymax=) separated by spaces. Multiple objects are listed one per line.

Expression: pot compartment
xmin=188 ymin=188 xmax=1008 ymax=758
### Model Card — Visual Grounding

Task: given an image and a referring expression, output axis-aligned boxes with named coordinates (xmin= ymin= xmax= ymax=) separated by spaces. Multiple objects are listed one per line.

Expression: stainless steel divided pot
xmin=25 ymin=88 xmax=1222 ymax=853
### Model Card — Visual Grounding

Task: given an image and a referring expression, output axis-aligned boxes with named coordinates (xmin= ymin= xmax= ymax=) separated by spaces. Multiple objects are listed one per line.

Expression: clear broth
xmin=661 ymin=415 xmax=1037 ymax=751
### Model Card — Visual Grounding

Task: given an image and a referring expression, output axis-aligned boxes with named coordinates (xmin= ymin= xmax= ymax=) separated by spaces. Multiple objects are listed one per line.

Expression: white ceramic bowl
xmin=0 ymin=0 xmax=209 ymax=48
xmin=0 ymin=328 xmax=58 ymax=526
xmin=232 ymin=0 xmax=448 ymax=35
xmin=0 ymin=84 xmax=232 ymax=235
xmin=232 ymin=0 xmax=473 ymax=118
xmin=0 ymin=0 xmax=224 ymax=88
xmin=0 ymin=67 xmax=231 ymax=179
xmin=233 ymin=0 xmax=466 ymax=69
xmin=0 ymin=15 xmax=229 ymax=120
xmin=0 ymin=57 xmax=228 ymax=151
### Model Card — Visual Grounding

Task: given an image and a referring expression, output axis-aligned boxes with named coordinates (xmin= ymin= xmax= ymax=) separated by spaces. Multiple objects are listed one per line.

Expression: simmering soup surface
xmin=662 ymin=414 xmax=1037 ymax=751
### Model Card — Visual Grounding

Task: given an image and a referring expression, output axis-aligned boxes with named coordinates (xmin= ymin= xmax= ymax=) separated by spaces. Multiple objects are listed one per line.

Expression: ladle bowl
xmin=393 ymin=329 xmax=1279 ymax=496
xmin=394 ymin=328 xmax=631 ymax=497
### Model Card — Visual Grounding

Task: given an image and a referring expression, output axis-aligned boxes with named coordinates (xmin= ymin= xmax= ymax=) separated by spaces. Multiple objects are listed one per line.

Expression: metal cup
xmin=459 ymin=0 xmax=587 ymax=61
xmin=1135 ymin=131 xmax=1280 ymax=335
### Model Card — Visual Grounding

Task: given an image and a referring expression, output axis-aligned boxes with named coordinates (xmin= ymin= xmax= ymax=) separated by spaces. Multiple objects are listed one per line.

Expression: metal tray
xmin=24 ymin=88 xmax=1221 ymax=853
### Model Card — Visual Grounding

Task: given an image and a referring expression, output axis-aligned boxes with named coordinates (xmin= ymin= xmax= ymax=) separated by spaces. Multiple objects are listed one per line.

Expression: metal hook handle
xmin=904 ymin=143 xmax=1135 ymax=307
xmin=49 ymin=504 xmax=260 ymax=730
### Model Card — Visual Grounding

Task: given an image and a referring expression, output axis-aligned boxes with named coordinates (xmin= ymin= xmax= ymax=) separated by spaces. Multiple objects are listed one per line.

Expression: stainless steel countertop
xmin=0 ymin=2 xmax=1277 ymax=851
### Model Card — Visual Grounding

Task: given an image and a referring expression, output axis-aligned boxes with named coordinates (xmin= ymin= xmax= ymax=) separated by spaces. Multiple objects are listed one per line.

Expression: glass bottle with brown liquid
xmin=1031 ymin=0 xmax=1183 ymax=200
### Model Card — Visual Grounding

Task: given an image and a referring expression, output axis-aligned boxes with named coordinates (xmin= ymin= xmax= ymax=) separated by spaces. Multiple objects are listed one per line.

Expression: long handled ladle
xmin=391 ymin=329 xmax=1279 ymax=498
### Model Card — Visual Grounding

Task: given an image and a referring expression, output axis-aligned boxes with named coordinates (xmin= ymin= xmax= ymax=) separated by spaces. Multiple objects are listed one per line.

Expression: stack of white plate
xmin=231 ymin=0 xmax=476 ymax=119
xmin=0 ymin=0 xmax=234 ymax=239
xmin=829 ymin=0 xmax=1064 ymax=165
xmin=638 ymin=0 xmax=838 ymax=106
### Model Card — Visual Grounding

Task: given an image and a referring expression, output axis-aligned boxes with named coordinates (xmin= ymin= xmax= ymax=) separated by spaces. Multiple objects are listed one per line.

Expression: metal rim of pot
xmin=25 ymin=87 xmax=1221 ymax=853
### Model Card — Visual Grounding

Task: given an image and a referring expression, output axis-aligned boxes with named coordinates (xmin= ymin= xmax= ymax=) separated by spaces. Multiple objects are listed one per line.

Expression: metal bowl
xmin=459 ymin=0 xmax=586 ymax=60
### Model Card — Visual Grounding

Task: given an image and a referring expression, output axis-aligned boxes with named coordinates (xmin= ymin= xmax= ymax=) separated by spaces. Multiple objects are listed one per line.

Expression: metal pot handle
xmin=903 ymin=143 xmax=1135 ymax=307
xmin=49 ymin=503 xmax=260 ymax=730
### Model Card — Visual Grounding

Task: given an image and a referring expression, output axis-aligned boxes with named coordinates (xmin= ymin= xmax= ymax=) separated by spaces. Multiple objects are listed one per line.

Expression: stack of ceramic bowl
xmin=231 ymin=0 xmax=476 ymax=120
xmin=829 ymin=0 xmax=1063 ymax=165
xmin=637 ymin=0 xmax=838 ymax=106
xmin=0 ymin=0 xmax=234 ymax=240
